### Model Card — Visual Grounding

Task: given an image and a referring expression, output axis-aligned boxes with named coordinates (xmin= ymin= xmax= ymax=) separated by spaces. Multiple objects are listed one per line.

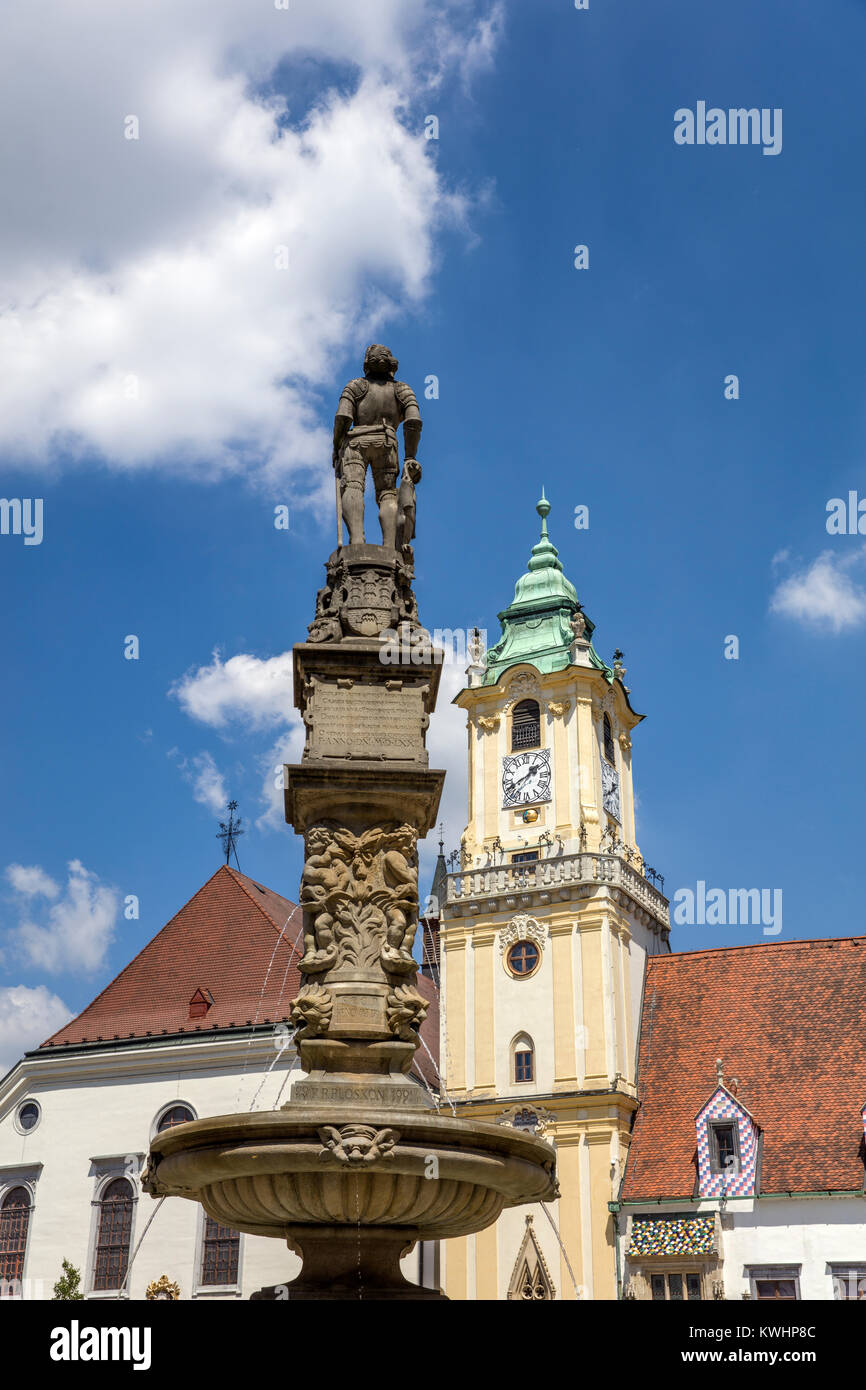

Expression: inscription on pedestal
xmin=308 ymin=682 xmax=426 ymax=762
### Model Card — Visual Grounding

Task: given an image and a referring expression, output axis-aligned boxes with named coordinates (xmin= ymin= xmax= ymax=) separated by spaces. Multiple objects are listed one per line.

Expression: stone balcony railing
xmin=443 ymin=851 xmax=670 ymax=934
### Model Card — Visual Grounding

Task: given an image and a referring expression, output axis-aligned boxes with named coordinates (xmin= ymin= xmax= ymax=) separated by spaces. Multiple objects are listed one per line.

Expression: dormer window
xmin=709 ymin=1122 xmax=739 ymax=1175
xmin=188 ymin=988 xmax=214 ymax=1020
xmin=512 ymin=700 xmax=541 ymax=751
xmin=603 ymin=714 xmax=616 ymax=764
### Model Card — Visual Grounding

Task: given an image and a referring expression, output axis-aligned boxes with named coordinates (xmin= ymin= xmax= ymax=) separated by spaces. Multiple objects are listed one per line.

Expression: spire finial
xmin=536 ymin=488 xmax=550 ymax=538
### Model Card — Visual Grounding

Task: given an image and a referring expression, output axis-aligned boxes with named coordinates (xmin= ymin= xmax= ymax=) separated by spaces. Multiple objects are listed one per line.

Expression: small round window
xmin=156 ymin=1104 xmax=195 ymax=1133
xmin=507 ymin=941 xmax=540 ymax=977
xmin=16 ymin=1100 xmax=41 ymax=1134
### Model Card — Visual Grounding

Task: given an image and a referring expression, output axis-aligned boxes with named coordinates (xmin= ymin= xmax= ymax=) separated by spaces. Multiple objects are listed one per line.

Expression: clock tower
xmin=439 ymin=494 xmax=670 ymax=1300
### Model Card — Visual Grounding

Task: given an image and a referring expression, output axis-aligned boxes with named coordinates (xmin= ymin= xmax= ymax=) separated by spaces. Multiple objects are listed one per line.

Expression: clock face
xmin=501 ymin=749 xmax=552 ymax=808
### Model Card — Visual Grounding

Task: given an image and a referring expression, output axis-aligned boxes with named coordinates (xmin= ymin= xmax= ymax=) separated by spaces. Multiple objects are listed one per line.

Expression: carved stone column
xmin=284 ymin=627 xmax=445 ymax=1107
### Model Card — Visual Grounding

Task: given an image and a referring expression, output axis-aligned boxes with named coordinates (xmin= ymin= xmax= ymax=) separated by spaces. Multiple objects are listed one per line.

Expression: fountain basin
xmin=144 ymin=1106 xmax=558 ymax=1243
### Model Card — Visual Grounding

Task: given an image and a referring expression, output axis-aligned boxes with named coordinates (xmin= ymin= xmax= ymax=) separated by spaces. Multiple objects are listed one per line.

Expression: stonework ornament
xmin=386 ymin=984 xmax=429 ymax=1040
xmin=618 ymin=731 xmax=632 ymax=753
xmin=547 ymin=700 xmax=569 ymax=718
xmin=318 ymin=1124 xmax=400 ymax=1165
xmin=300 ymin=820 xmax=419 ymax=978
xmin=476 ymin=713 xmax=501 ymax=733
xmin=571 ymin=607 xmax=587 ymax=640
xmin=506 ymin=1215 xmax=556 ymax=1301
xmin=289 ymin=984 xmax=333 ymax=1039
xmin=145 ymin=1275 xmax=181 ymax=1301
xmin=496 ymin=1104 xmax=555 ymax=1138
xmin=499 ymin=913 xmax=548 ymax=955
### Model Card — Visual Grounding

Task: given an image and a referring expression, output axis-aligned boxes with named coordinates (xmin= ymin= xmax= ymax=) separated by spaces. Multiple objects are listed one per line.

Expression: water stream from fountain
xmin=539 ymin=1200 xmax=583 ymax=1299
xmin=119 ymin=1195 xmax=166 ymax=1295
xmin=416 ymin=1035 xmax=457 ymax=1116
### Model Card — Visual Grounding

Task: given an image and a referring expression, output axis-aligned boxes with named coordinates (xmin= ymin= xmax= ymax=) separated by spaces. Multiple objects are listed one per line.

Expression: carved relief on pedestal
xmin=386 ymin=983 xmax=429 ymax=1040
xmin=299 ymin=820 xmax=419 ymax=979
xmin=289 ymin=984 xmax=334 ymax=1039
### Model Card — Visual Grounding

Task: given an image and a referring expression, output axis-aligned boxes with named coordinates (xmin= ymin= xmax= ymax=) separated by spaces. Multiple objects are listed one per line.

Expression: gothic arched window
xmin=512 ymin=700 xmax=541 ymax=751
xmin=603 ymin=713 xmax=616 ymax=764
xmin=0 ymin=1188 xmax=31 ymax=1295
xmin=513 ymin=1033 xmax=535 ymax=1084
xmin=92 ymin=1178 xmax=134 ymax=1292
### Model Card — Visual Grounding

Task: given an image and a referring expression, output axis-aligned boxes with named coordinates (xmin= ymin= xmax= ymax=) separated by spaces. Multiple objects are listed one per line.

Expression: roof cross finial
xmin=217 ymin=800 xmax=244 ymax=870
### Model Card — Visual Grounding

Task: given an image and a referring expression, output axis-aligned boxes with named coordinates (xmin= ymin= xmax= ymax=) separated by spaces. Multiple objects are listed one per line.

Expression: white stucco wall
xmin=0 ymin=1036 xmax=425 ymax=1300
xmin=720 ymin=1197 xmax=866 ymax=1300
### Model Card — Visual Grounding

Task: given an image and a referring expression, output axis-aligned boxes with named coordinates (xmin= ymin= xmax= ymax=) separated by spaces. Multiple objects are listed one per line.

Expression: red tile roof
xmin=621 ymin=936 xmax=866 ymax=1200
xmin=39 ymin=865 xmax=440 ymax=1082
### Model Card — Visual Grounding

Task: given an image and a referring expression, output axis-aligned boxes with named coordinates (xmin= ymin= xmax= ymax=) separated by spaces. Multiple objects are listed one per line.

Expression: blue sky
xmin=2 ymin=0 xmax=865 ymax=1066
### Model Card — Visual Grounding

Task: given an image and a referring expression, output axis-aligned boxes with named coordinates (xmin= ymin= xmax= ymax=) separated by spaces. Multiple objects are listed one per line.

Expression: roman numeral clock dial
xmin=501 ymin=750 xmax=552 ymax=808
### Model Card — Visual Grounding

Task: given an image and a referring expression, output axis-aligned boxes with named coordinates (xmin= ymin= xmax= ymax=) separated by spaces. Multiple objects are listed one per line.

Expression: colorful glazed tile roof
xmin=622 ymin=936 xmax=866 ymax=1199
xmin=627 ymin=1215 xmax=716 ymax=1257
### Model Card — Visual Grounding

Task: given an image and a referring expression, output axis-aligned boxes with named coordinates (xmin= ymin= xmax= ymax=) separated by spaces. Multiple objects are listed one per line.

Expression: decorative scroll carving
xmin=547 ymin=700 xmax=569 ymax=718
xmin=499 ymin=913 xmax=548 ymax=955
xmin=289 ymin=984 xmax=333 ymax=1039
xmin=318 ymin=1124 xmax=400 ymax=1165
xmin=386 ymin=984 xmax=429 ymax=1040
xmin=300 ymin=820 xmax=419 ymax=978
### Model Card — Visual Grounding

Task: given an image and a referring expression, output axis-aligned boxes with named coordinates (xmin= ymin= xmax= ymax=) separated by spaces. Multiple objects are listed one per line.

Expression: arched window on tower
xmin=512 ymin=700 xmax=541 ymax=751
xmin=513 ymin=1033 xmax=535 ymax=1084
xmin=0 ymin=1188 xmax=32 ymax=1296
xmin=603 ymin=713 xmax=616 ymax=764
xmin=92 ymin=1178 xmax=134 ymax=1292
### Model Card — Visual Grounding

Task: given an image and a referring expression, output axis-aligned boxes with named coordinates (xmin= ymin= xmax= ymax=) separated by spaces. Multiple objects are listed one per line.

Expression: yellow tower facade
xmin=439 ymin=496 xmax=669 ymax=1300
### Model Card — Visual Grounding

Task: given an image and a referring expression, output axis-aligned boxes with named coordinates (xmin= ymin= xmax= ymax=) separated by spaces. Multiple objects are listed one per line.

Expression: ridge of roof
xmin=39 ymin=865 xmax=240 ymax=1039
xmin=649 ymin=933 xmax=865 ymax=966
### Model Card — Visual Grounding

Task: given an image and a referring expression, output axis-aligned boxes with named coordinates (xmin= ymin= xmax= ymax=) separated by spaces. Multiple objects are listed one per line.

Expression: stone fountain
xmin=143 ymin=345 xmax=558 ymax=1299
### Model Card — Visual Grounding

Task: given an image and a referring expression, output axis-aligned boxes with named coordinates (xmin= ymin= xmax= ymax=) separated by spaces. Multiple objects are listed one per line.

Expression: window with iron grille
xmin=511 ymin=700 xmax=541 ymax=750
xmin=201 ymin=1216 xmax=240 ymax=1286
xmin=157 ymin=1104 xmax=195 ymax=1133
xmin=92 ymin=1178 xmax=134 ymax=1292
xmin=603 ymin=714 xmax=616 ymax=764
xmin=0 ymin=1188 xmax=31 ymax=1295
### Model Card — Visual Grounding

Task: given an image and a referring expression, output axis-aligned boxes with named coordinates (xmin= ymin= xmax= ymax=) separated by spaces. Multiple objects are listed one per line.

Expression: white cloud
xmin=172 ymin=649 xmax=297 ymax=730
xmin=172 ymin=648 xmax=304 ymax=822
xmin=5 ymin=864 xmax=60 ymax=899
xmin=421 ymin=657 xmax=470 ymax=887
xmin=769 ymin=549 xmax=866 ymax=633
xmin=0 ymin=985 xmax=73 ymax=1076
xmin=4 ymin=860 xmax=119 ymax=975
xmin=0 ymin=1 xmax=499 ymax=486
xmin=168 ymin=749 xmax=230 ymax=816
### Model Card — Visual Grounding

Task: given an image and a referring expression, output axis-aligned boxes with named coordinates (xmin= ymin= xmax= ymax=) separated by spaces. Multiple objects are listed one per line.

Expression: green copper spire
xmin=482 ymin=492 xmax=611 ymax=685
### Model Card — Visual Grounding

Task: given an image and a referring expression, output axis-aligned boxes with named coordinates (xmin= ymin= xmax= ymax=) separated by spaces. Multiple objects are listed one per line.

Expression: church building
xmin=438 ymin=495 xmax=670 ymax=1300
